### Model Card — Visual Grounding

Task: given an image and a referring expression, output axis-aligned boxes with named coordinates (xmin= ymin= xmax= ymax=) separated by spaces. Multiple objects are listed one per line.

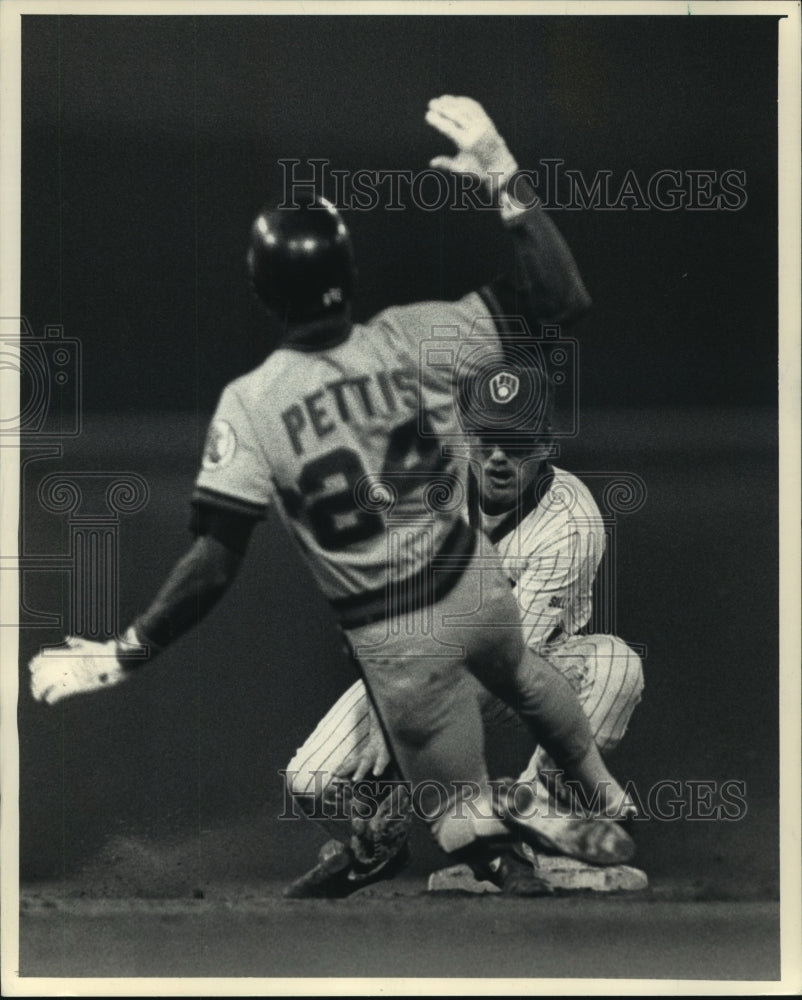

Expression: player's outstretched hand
xmin=426 ymin=94 xmax=518 ymax=192
xmin=29 ymin=634 xmax=139 ymax=705
xmin=334 ymin=698 xmax=391 ymax=782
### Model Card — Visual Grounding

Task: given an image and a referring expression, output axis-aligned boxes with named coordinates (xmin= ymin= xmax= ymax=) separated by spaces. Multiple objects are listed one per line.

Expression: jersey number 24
xmin=298 ymin=416 xmax=448 ymax=550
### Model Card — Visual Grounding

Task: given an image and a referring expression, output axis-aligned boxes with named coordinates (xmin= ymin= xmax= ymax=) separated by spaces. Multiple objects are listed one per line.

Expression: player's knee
xmin=370 ymin=673 xmax=443 ymax=749
xmin=587 ymin=635 xmax=644 ymax=704
xmin=283 ymin=754 xmax=333 ymax=803
xmin=607 ymin=637 xmax=644 ymax=703
xmin=385 ymin=705 xmax=431 ymax=749
xmin=469 ymin=617 xmax=524 ymax=693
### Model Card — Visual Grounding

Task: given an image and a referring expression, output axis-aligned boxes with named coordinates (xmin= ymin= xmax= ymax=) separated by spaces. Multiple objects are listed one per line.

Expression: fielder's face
xmin=472 ymin=436 xmax=551 ymax=513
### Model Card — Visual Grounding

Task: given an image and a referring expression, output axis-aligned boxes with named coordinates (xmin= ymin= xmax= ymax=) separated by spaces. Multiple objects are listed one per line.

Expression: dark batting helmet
xmin=247 ymin=195 xmax=355 ymax=323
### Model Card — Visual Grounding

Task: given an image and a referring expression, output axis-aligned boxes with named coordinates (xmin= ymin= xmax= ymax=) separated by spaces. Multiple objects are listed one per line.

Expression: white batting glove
xmin=426 ymin=95 xmax=519 ymax=195
xmin=29 ymin=630 xmax=142 ymax=705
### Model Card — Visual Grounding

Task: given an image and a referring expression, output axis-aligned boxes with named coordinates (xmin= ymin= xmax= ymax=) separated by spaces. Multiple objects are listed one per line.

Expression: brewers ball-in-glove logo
xmin=456 ymin=355 xmax=548 ymax=434
xmin=489 ymin=371 xmax=520 ymax=405
xmin=202 ymin=419 xmax=237 ymax=471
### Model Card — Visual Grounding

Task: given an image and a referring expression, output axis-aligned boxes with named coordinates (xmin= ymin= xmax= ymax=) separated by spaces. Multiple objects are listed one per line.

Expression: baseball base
xmin=427 ymin=856 xmax=649 ymax=894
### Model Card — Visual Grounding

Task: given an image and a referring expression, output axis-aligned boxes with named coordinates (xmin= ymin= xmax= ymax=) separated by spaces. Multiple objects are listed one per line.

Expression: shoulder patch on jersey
xmin=202 ymin=419 xmax=237 ymax=471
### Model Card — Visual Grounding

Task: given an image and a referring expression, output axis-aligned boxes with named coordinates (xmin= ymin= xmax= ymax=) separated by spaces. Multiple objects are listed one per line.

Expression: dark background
xmin=18 ymin=14 xmax=780 ymax=896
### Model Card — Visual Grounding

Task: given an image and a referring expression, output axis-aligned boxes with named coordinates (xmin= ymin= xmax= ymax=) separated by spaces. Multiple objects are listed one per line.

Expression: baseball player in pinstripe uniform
xmin=29 ymin=96 xmax=636 ymax=895
xmin=284 ymin=361 xmax=643 ymax=897
xmin=466 ymin=388 xmax=644 ymax=790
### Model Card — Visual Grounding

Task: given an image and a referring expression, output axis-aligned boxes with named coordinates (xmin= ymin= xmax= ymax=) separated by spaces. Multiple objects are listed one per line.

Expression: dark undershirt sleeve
xmin=126 ymin=500 xmax=261 ymax=656
xmin=480 ymin=176 xmax=592 ymax=335
xmin=190 ymin=498 xmax=262 ymax=556
xmin=130 ymin=534 xmax=244 ymax=654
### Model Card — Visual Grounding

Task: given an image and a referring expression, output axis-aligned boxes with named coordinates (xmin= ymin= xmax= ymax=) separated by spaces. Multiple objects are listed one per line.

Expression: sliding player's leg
xmin=519 ymin=635 xmax=643 ymax=814
xmin=351 ymin=555 xmax=634 ymax=867
xmin=471 ymin=641 xmax=633 ymax=819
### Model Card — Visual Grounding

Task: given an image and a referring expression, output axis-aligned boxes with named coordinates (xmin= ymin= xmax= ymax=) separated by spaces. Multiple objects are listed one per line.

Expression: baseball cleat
xmin=427 ymin=853 xmax=555 ymax=897
xmin=283 ymin=839 xmax=353 ymax=899
xmin=494 ymin=779 xmax=636 ymax=867
xmin=283 ymin=838 xmax=411 ymax=899
xmin=475 ymin=850 xmax=555 ymax=897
